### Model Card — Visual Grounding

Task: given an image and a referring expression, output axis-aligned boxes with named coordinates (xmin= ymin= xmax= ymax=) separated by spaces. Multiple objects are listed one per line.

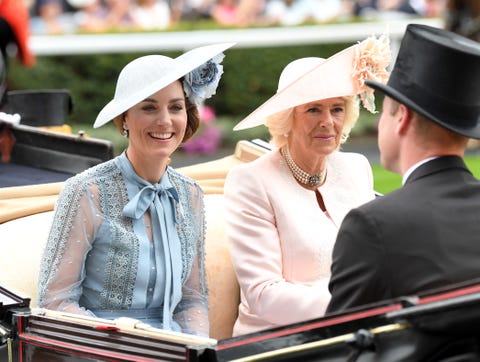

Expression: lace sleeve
xmin=37 ymin=181 xmax=101 ymax=316
xmin=175 ymin=258 xmax=209 ymax=337
xmin=174 ymin=183 xmax=209 ymax=337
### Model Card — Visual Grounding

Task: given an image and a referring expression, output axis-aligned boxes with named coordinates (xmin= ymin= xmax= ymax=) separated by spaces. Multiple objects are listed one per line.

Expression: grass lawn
xmin=372 ymin=164 xmax=402 ymax=195
xmin=373 ymin=154 xmax=480 ymax=195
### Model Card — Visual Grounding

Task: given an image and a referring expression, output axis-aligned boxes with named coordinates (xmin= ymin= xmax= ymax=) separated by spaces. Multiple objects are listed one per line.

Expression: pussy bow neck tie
xmin=123 ymin=184 xmax=179 ymax=221
xmin=123 ymin=182 xmax=182 ymax=331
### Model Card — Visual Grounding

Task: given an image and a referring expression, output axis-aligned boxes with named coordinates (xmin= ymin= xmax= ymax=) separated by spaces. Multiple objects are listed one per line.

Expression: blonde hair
xmin=267 ymin=95 xmax=360 ymax=147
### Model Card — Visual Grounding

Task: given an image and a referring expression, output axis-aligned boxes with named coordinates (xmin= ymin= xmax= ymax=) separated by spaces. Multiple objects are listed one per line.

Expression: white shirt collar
xmin=402 ymin=156 xmax=438 ymax=185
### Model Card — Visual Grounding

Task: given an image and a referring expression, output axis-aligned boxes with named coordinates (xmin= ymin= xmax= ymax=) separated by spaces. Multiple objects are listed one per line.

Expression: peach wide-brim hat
xmin=93 ymin=42 xmax=235 ymax=129
xmin=233 ymin=35 xmax=391 ymax=131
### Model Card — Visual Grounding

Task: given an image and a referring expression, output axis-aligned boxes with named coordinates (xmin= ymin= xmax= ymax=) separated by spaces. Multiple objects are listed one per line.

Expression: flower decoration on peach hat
xmin=352 ymin=34 xmax=391 ymax=113
xmin=233 ymin=34 xmax=391 ymax=131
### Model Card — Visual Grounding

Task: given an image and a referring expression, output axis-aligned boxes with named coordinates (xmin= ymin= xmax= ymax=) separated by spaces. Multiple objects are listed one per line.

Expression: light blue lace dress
xmin=37 ymin=152 xmax=208 ymax=336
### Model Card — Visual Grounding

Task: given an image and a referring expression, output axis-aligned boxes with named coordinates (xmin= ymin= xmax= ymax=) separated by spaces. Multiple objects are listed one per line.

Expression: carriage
xmin=2 ymin=71 xmax=480 ymax=362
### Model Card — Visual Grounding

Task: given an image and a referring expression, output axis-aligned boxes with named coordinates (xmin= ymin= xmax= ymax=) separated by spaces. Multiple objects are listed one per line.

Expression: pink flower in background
xmin=182 ymin=106 xmax=223 ymax=155
xmin=200 ymin=105 xmax=216 ymax=123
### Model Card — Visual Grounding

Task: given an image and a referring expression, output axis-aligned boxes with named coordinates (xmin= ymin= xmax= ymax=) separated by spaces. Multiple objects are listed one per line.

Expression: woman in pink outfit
xmin=224 ymin=35 xmax=391 ymax=336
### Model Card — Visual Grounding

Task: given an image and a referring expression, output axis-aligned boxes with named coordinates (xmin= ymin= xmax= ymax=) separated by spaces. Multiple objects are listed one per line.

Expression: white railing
xmin=29 ymin=17 xmax=443 ymax=56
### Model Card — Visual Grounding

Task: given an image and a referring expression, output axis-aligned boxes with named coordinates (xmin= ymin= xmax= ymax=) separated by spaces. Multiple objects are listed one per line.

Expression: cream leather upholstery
xmin=0 ymin=211 xmax=52 ymax=306
xmin=0 ymin=140 xmax=269 ymax=340
xmin=0 ymin=194 xmax=238 ymax=340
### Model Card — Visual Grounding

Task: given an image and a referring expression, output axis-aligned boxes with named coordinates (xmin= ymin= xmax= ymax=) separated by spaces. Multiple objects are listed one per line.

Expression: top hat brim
xmin=365 ymin=24 xmax=480 ymax=139
xmin=366 ymin=79 xmax=480 ymax=140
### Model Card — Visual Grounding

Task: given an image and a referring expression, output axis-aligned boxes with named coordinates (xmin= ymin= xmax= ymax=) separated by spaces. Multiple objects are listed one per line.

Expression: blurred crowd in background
xmin=0 ymin=0 xmax=478 ymax=155
xmin=23 ymin=0 xmax=448 ymax=35
xmin=1 ymin=0 xmax=478 ymax=71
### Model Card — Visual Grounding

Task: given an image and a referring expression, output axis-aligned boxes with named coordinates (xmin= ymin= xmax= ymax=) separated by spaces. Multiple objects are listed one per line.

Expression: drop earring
xmin=122 ymin=124 xmax=129 ymax=138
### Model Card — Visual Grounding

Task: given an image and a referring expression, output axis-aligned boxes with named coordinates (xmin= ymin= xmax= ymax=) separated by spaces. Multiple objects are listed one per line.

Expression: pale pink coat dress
xmin=224 ymin=148 xmax=375 ymax=336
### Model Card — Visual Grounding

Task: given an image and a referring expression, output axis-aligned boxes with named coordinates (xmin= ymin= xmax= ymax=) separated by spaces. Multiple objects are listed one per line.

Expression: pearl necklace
xmin=281 ymin=145 xmax=326 ymax=187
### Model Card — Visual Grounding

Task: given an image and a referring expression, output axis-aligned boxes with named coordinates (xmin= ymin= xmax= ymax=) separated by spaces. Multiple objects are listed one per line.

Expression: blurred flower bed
xmin=182 ymin=105 xmax=223 ymax=155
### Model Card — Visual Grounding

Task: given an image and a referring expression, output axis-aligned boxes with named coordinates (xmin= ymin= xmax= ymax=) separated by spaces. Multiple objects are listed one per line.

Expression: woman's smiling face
xmin=289 ymin=97 xmax=346 ymax=160
xmin=124 ymin=80 xmax=188 ymax=162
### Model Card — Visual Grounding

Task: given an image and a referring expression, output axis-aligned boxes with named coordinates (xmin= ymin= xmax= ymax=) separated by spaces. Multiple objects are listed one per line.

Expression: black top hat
xmin=366 ymin=24 xmax=480 ymax=139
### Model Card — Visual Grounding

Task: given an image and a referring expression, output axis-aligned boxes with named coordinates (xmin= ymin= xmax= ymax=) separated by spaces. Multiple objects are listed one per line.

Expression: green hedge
xmin=7 ymin=40 xmax=384 ymax=154
xmin=7 ymin=43 xmax=352 ymax=124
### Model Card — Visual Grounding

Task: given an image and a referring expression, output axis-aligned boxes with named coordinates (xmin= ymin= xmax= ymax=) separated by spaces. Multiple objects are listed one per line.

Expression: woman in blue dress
xmin=37 ymin=42 xmax=235 ymax=337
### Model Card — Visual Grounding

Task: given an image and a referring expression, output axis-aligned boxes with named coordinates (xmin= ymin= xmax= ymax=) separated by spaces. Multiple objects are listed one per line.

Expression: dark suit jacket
xmin=327 ymin=156 xmax=480 ymax=314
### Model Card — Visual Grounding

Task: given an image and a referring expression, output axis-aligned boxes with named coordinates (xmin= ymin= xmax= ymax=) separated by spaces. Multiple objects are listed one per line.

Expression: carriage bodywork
xmin=2 ymin=136 xmax=480 ymax=361
xmin=1 ymin=87 xmax=480 ymax=360
xmin=3 ymin=279 xmax=480 ymax=361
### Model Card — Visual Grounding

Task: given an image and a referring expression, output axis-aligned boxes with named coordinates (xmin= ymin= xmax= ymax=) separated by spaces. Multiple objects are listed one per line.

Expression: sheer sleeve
xmin=37 ymin=181 xmax=102 ymax=316
xmin=173 ymin=183 xmax=209 ymax=337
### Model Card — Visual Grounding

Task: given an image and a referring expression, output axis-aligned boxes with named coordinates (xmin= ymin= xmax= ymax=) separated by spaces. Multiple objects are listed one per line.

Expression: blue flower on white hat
xmin=183 ymin=53 xmax=225 ymax=106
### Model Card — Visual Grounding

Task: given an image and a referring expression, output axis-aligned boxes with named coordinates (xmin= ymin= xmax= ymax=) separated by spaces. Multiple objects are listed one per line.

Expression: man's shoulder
xmin=351 ymin=188 xmax=406 ymax=216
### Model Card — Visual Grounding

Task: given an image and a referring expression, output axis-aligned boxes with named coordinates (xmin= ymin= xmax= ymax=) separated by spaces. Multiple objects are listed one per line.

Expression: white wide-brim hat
xmin=233 ymin=35 xmax=391 ymax=131
xmin=93 ymin=42 xmax=235 ymax=128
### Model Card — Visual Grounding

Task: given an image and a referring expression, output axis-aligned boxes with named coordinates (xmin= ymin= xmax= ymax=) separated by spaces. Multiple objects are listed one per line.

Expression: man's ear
xmin=395 ymin=104 xmax=413 ymax=135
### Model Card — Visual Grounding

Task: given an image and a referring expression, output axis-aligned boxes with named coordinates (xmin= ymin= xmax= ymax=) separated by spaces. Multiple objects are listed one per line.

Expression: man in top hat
xmin=326 ymin=23 xmax=480 ymax=314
